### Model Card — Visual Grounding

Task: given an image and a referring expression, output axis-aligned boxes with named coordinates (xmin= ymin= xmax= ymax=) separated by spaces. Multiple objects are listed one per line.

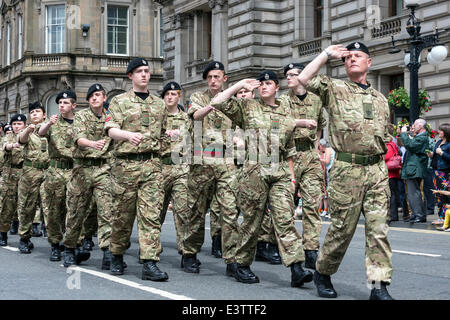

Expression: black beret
xmin=86 ymin=83 xmax=105 ymax=101
xmin=161 ymin=81 xmax=181 ymax=98
xmin=10 ymin=113 xmax=27 ymax=123
xmin=126 ymin=57 xmax=149 ymax=74
xmin=342 ymin=41 xmax=370 ymax=62
xmin=202 ymin=61 xmax=225 ymax=80
xmin=3 ymin=123 xmax=12 ymax=133
xmin=257 ymin=70 xmax=279 ymax=83
xmin=28 ymin=101 xmax=45 ymax=113
xmin=55 ymin=90 xmax=77 ymax=104
xmin=283 ymin=63 xmax=305 ymax=75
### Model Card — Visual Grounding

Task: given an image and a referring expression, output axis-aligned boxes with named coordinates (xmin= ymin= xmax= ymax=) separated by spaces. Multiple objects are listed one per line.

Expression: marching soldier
xmin=282 ymin=63 xmax=327 ymax=269
xmin=0 ymin=115 xmax=26 ymax=248
xmin=38 ymin=90 xmax=89 ymax=264
xmin=158 ymin=81 xmax=191 ymax=255
xmin=62 ymin=83 xmax=115 ymax=269
xmin=210 ymin=71 xmax=313 ymax=287
xmin=182 ymin=61 xmax=240 ymax=276
xmin=16 ymin=103 xmax=49 ymax=253
xmin=105 ymin=57 xmax=170 ymax=281
xmin=298 ymin=42 xmax=394 ymax=300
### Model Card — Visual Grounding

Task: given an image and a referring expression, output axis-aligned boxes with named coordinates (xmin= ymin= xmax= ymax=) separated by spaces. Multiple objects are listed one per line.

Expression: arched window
xmin=106 ymin=90 xmax=126 ymax=104
xmin=46 ymin=93 xmax=59 ymax=116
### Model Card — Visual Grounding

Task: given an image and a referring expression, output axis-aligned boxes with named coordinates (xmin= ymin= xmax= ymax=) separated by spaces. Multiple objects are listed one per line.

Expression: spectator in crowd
xmin=400 ymin=119 xmax=429 ymax=223
xmin=385 ymin=124 xmax=401 ymax=222
xmin=423 ymin=133 xmax=437 ymax=216
xmin=431 ymin=190 xmax=449 ymax=231
xmin=428 ymin=123 xmax=450 ymax=225
xmin=318 ymin=139 xmax=335 ymax=218
xmin=396 ymin=135 xmax=410 ymax=220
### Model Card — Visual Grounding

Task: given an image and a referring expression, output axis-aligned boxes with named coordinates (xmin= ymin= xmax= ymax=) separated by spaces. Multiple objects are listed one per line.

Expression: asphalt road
xmin=0 ymin=213 xmax=449 ymax=301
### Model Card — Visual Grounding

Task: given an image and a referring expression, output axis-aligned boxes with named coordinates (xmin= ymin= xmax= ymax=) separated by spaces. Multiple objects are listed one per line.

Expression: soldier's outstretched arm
xmin=108 ymin=128 xmax=142 ymax=146
xmin=38 ymin=115 xmax=58 ymax=137
xmin=18 ymin=124 xmax=35 ymax=144
xmin=298 ymin=45 xmax=349 ymax=87
xmin=211 ymin=79 xmax=260 ymax=106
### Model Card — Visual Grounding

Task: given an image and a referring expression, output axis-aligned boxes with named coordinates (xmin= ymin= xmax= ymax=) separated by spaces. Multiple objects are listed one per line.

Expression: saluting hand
xmin=127 ymin=132 xmax=143 ymax=146
xmin=92 ymin=139 xmax=106 ymax=151
xmin=240 ymin=79 xmax=261 ymax=91
xmin=325 ymin=44 xmax=350 ymax=60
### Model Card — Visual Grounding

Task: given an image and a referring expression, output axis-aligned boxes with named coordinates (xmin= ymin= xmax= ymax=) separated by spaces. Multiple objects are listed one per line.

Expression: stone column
xmin=209 ymin=0 xmax=228 ymax=69
xmin=173 ymin=13 xmax=188 ymax=84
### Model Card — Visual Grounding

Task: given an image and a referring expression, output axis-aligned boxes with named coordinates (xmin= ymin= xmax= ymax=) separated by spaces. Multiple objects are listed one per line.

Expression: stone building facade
xmin=0 ymin=0 xmax=164 ymax=121
xmin=160 ymin=0 xmax=450 ymax=129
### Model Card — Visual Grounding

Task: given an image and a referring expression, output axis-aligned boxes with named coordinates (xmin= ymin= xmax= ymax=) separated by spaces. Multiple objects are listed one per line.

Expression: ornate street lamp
xmin=390 ymin=0 xmax=448 ymax=123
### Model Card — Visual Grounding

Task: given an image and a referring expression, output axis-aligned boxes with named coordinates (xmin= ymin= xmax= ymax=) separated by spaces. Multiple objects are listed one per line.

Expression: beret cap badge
xmin=264 ymin=73 xmax=270 ymax=80
xmin=63 ymin=93 xmax=68 ymax=98
xmin=354 ymin=42 xmax=360 ymax=49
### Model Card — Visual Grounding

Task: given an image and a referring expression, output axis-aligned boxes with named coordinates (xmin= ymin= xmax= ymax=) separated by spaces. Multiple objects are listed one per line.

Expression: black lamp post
xmin=390 ymin=1 xmax=448 ymax=123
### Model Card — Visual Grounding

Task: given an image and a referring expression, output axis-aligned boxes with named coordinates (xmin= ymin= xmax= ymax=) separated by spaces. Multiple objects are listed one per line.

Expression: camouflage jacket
xmin=2 ymin=133 xmax=24 ymax=166
xmin=281 ymin=90 xmax=326 ymax=144
xmin=39 ymin=116 xmax=75 ymax=160
xmin=73 ymin=107 xmax=112 ymax=159
xmin=18 ymin=125 xmax=49 ymax=163
xmin=104 ymin=89 xmax=168 ymax=156
xmin=188 ymin=89 xmax=233 ymax=149
xmin=212 ymin=97 xmax=297 ymax=161
xmin=306 ymin=75 xmax=389 ymax=155
xmin=161 ymin=109 xmax=190 ymax=158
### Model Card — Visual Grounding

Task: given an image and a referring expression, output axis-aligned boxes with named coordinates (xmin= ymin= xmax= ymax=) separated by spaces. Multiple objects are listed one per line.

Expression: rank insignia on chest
xmin=271 ymin=118 xmax=280 ymax=129
xmin=142 ymin=111 xmax=150 ymax=127
xmin=214 ymin=118 xmax=222 ymax=128
xmin=363 ymin=102 xmax=373 ymax=120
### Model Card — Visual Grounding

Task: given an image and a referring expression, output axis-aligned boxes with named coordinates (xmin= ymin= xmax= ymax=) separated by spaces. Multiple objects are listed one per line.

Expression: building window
xmin=314 ymin=0 xmax=324 ymax=38
xmin=389 ymin=0 xmax=403 ymax=17
xmin=46 ymin=93 xmax=59 ymax=116
xmin=6 ymin=23 xmax=11 ymax=65
xmin=107 ymin=6 xmax=128 ymax=55
xmin=18 ymin=15 xmax=23 ymax=59
xmin=46 ymin=5 xmax=66 ymax=53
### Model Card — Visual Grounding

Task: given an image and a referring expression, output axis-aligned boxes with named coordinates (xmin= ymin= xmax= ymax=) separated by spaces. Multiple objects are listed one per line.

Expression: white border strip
xmin=68 ymin=266 xmax=194 ymax=300
xmin=392 ymin=250 xmax=441 ymax=257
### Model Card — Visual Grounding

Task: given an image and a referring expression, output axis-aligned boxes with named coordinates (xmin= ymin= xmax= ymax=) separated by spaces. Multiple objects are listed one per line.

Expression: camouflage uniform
xmin=212 ymin=96 xmax=305 ymax=267
xmin=257 ymin=207 xmax=276 ymax=244
xmin=306 ymin=75 xmax=393 ymax=284
xmin=0 ymin=134 xmax=24 ymax=233
xmin=104 ymin=90 xmax=167 ymax=261
xmin=17 ymin=126 xmax=49 ymax=240
xmin=159 ymin=109 xmax=191 ymax=254
xmin=79 ymin=198 xmax=98 ymax=244
xmin=62 ymin=107 xmax=114 ymax=250
xmin=40 ymin=117 xmax=75 ymax=245
xmin=283 ymin=90 xmax=326 ymax=250
xmin=184 ymin=89 xmax=240 ymax=264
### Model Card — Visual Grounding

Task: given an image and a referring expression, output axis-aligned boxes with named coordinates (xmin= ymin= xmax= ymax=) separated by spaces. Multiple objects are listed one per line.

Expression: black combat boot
xmin=142 ymin=260 xmax=169 ymax=281
xmin=31 ymin=223 xmax=42 ymax=237
xmin=10 ymin=221 xmax=19 ymax=235
xmin=63 ymin=248 xmax=76 ymax=267
xmin=255 ymin=241 xmax=268 ymax=262
xmin=290 ymin=262 xmax=313 ymax=287
xmin=211 ymin=234 xmax=222 ymax=258
xmin=304 ymin=250 xmax=318 ymax=270
xmin=82 ymin=237 xmax=94 ymax=251
xmin=234 ymin=264 xmax=259 ymax=284
xmin=181 ymin=254 xmax=200 ymax=273
xmin=138 ymin=248 xmax=144 ymax=264
xmin=50 ymin=243 xmax=62 ymax=261
xmin=18 ymin=238 xmax=32 ymax=254
xmin=0 ymin=232 xmax=7 ymax=246
xmin=313 ymin=271 xmax=338 ymax=298
xmin=41 ymin=222 xmax=47 ymax=238
xmin=369 ymin=282 xmax=394 ymax=300
xmin=101 ymin=248 xmax=113 ymax=270
xmin=74 ymin=246 xmax=90 ymax=265
xmin=226 ymin=262 xmax=238 ymax=277
xmin=266 ymin=243 xmax=282 ymax=265
xmin=110 ymin=254 xmax=124 ymax=275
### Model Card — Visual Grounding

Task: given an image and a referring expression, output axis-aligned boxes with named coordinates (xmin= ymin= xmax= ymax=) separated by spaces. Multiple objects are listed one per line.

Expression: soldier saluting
xmin=298 ymin=42 xmax=394 ymax=300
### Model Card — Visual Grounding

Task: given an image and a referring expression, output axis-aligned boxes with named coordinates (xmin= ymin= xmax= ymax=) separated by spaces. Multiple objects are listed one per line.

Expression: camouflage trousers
xmin=79 ymin=198 xmax=98 ymax=243
xmin=293 ymin=149 xmax=324 ymax=250
xmin=209 ymin=191 xmax=223 ymax=238
xmin=316 ymin=159 xmax=393 ymax=284
xmin=184 ymin=162 xmax=239 ymax=264
xmin=257 ymin=206 xmax=276 ymax=244
xmin=159 ymin=164 xmax=190 ymax=254
xmin=235 ymin=163 xmax=305 ymax=267
xmin=0 ymin=167 xmax=22 ymax=233
xmin=17 ymin=166 xmax=46 ymax=240
xmin=109 ymin=157 xmax=164 ymax=261
xmin=42 ymin=166 xmax=70 ymax=245
xmin=63 ymin=164 xmax=113 ymax=250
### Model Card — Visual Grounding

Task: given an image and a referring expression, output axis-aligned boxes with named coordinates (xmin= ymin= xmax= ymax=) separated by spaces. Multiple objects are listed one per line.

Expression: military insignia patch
xmin=289 ymin=64 xmax=293 ymax=69
xmin=18 ymin=116 xmax=21 ymax=121
xmin=142 ymin=60 xmax=147 ymax=65
xmin=63 ymin=93 xmax=68 ymax=98
xmin=215 ymin=63 xmax=219 ymax=69
xmin=171 ymin=84 xmax=175 ymax=90
xmin=355 ymin=42 xmax=360 ymax=49
xmin=264 ymin=73 xmax=270 ymax=80
xmin=96 ymin=85 xmax=100 ymax=90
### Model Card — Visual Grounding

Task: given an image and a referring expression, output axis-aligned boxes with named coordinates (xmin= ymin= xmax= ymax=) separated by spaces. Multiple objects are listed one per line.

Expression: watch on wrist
xmin=324 ymin=49 xmax=331 ymax=58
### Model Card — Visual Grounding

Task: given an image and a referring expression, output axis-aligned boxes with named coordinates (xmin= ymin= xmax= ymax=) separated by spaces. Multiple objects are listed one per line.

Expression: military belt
xmin=24 ymin=159 xmax=49 ymax=169
xmin=295 ymin=140 xmax=314 ymax=152
xmin=6 ymin=162 xmax=23 ymax=169
xmin=74 ymin=158 xmax=107 ymax=167
xmin=49 ymin=159 xmax=74 ymax=170
xmin=161 ymin=155 xmax=174 ymax=165
xmin=117 ymin=152 xmax=158 ymax=161
xmin=336 ymin=152 xmax=382 ymax=166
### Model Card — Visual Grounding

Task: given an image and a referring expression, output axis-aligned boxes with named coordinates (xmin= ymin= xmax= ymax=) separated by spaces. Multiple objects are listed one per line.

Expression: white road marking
xmin=392 ymin=250 xmax=441 ymax=258
xmin=66 ymin=266 xmax=194 ymax=300
xmin=2 ymin=246 xmax=19 ymax=252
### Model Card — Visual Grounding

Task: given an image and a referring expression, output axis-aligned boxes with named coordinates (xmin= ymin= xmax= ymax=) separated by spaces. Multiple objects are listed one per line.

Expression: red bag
xmin=386 ymin=143 xmax=402 ymax=170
